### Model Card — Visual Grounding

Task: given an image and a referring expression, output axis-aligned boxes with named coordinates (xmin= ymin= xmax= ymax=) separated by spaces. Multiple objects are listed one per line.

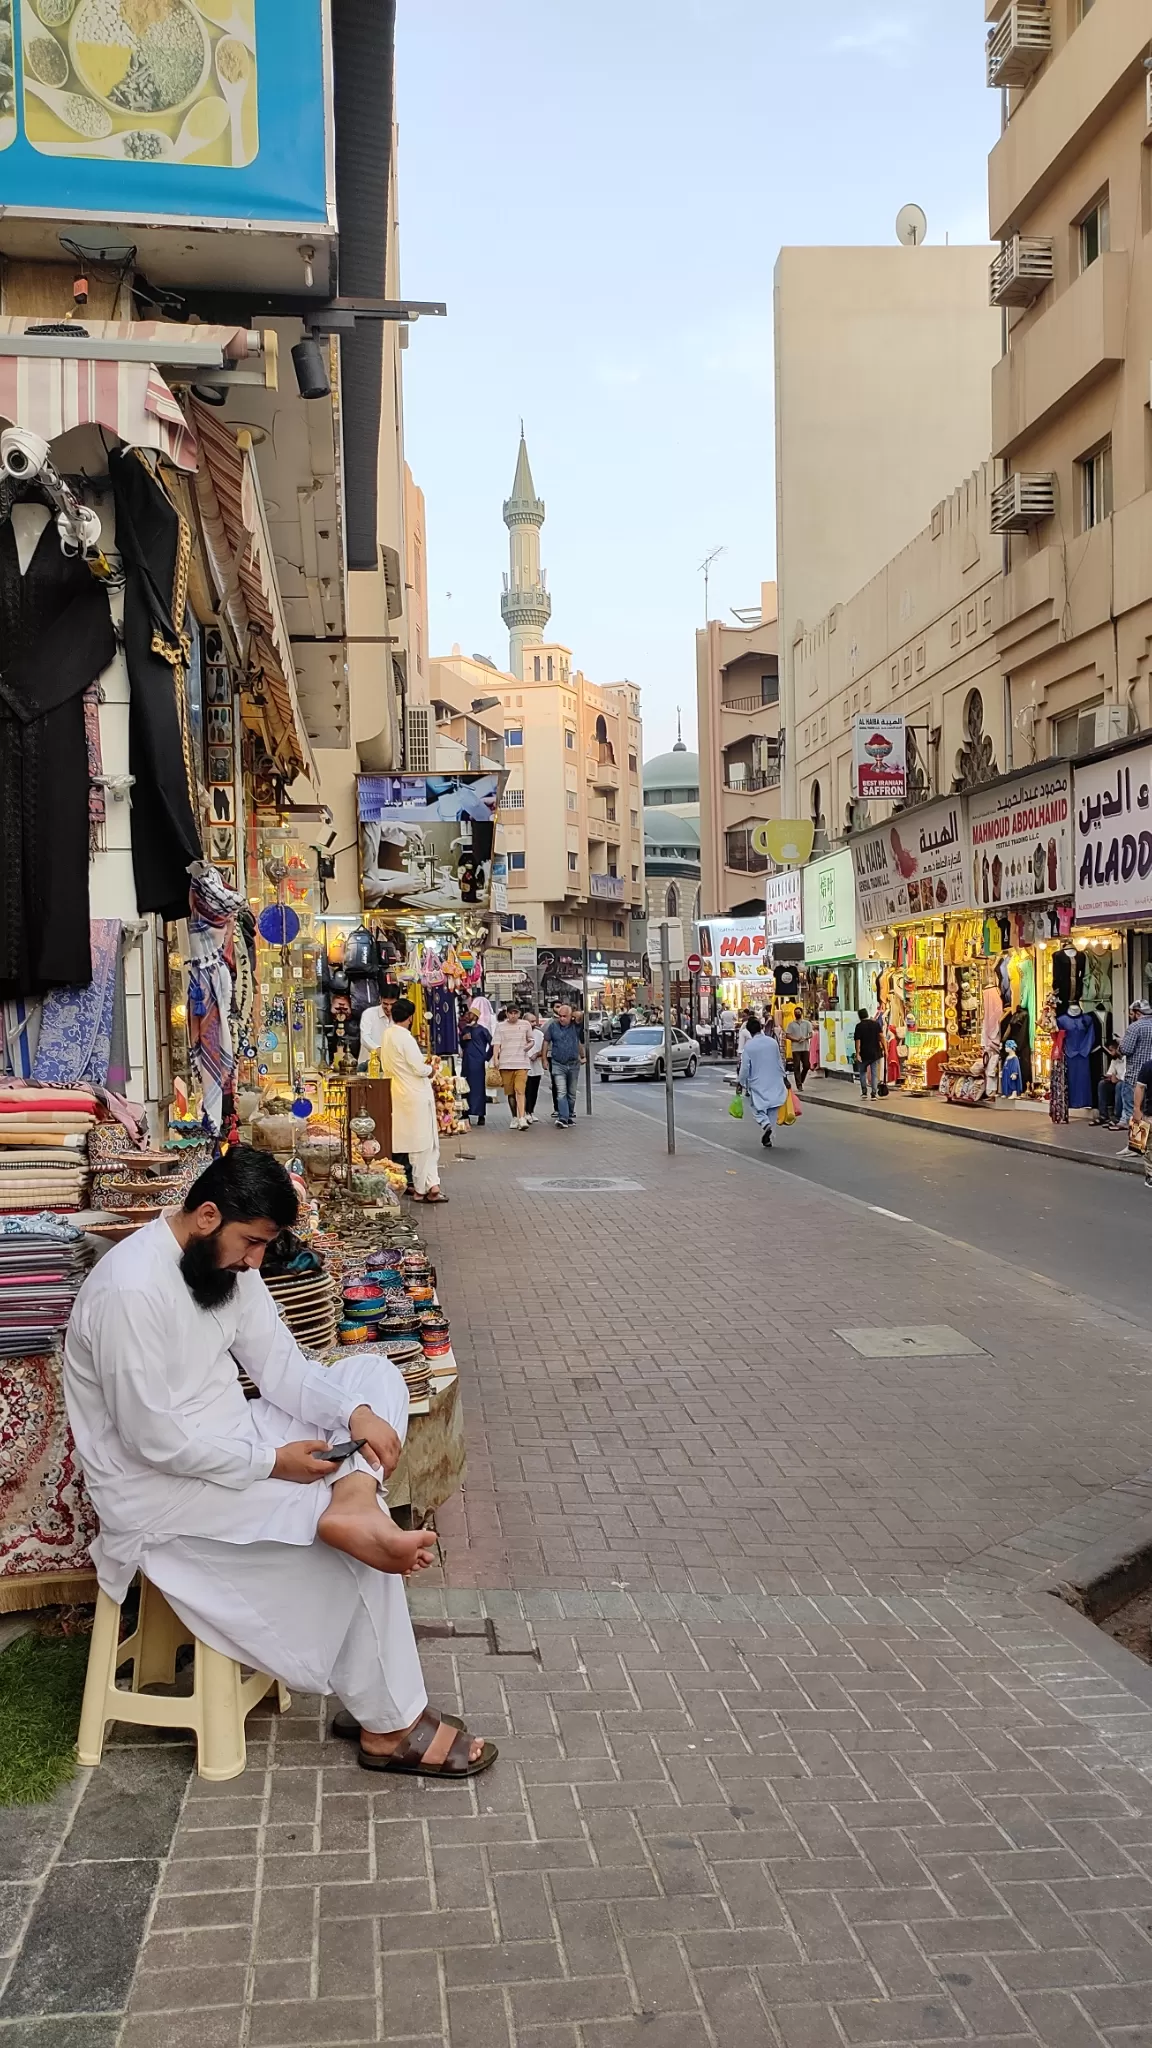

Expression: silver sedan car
xmin=595 ymin=1026 xmax=700 ymax=1083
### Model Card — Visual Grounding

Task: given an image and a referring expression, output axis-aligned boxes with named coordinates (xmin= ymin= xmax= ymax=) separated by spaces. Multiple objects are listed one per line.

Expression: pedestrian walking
xmin=543 ymin=1001 xmax=584 ymax=1129
xmin=853 ymin=1008 xmax=884 ymax=1099
xmin=1118 ymin=1003 xmax=1152 ymax=1128
xmin=459 ymin=1007 xmax=493 ymax=1127
xmin=525 ymin=1012 xmax=546 ymax=1124
xmin=737 ymin=1015 xmax=790 ymax=1149
xmin=718 ymin=1007 xmax=737 ymax=1061
xmin=783 ymin=1005 xmax=811 ymax=1092
xmin=492 ymin=1002 xmax=536 ymax=1130
xmin=377 ymin=1000 xmax=447 ymax=1202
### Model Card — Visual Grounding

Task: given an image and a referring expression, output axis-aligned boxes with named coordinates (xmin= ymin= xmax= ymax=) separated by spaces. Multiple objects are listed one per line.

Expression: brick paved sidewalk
xmin=797 ymin=1074 xmax=1142 ymax=1176
xmin=26 ymin=1091 xmax=1152 ymax=2047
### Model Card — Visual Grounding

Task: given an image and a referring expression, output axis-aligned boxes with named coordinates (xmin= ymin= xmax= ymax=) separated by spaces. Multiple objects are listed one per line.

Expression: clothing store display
xmin=1051 ymin=946 xmax=1085 ymax=1014
xmin=982 ymin=985 xmax=1003 ymax=1054
xmin=109 ymin=449 xmax=202 ymax=921
xmin=32 ymin=922 xmax=123 ymax=1088
xmin=1057 ymin=1008 xmax=1096 ymax=1114
xmin=0 ymin=489 xmax=117 ymax=999
xmin=428 ymin=987 xmax=459 ymax=1057
xmin=1000 ymin=1044 xmax=1023 ymax=1099
xmin=1050 ymin=1028 xmax=1069 ymax=1123
xmin=1000 ymin=1007 xmax=1032 ymax=1090
xmin=187 ymin=863 xmax=243 ymax=1136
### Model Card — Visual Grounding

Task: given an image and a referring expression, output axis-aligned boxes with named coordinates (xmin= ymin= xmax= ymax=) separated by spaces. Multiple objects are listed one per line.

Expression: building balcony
xmin=989 ymin=0 xmax=1149 ymax=240
xmin=991 ymin=250 xmax=1127 ymax=458
xmin=722 ymin=691 xmax=778 ymax=714
xmin=990 ymin=235 xmax=1054 ymax=309
xmin=986 ymin=3 xmax=1050 ymax=90
xmin=724 ymin=768 xmax=780 ymax=794
xmin=586 ymin=755 xmax=620 ymax=792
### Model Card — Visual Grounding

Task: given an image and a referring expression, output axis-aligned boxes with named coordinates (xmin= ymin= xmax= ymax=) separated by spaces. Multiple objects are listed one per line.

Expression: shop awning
xmin=0 ymin=320 xmax=273 ymax=473
xmin=189 ymin=397 xmax=317 ymax=783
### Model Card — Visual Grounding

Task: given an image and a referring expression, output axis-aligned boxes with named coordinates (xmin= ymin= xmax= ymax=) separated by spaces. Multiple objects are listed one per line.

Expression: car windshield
xmin=620 ymin=1030 xmax=662 ymax=1045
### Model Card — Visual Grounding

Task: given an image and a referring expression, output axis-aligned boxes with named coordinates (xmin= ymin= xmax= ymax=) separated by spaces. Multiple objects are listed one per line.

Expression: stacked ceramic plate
xmin=263 ymin=1271 xmax=339 ymax=1354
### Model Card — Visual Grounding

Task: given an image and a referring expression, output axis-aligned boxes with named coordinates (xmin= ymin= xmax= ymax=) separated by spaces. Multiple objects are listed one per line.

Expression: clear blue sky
xmin=395 ymin=2 xmax=1000 ymax=759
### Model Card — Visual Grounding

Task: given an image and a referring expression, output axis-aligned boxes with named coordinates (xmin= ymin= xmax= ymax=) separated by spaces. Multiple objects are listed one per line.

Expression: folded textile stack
xmin=0 ymin=1088 xmax=97 ymax=1214
xmin=0 ymin=1214 xmax=95 ymax=1357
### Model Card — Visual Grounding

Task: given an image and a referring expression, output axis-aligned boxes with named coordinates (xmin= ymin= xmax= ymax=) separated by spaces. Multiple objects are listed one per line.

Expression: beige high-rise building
xmin=986 ymin=0 xmax=1152 ymax=761
xmin=696 ymin=583 xmax=781 ymax=915
xmin=792 ymin=463 xmax=1007 ymax=840
xmin=774 ymin=245 xmax=1002 ymax=821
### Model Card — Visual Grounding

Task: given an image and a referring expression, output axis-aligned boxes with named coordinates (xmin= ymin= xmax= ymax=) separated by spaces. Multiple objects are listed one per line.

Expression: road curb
xmin=802 ymin=1082 xmax=1143 ymax=1175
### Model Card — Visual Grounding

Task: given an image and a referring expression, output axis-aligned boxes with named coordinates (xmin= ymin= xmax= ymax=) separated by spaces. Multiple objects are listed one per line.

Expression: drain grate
xmin=518 ymin=1176 xmax=644 ymax=1193
xmin=835 ymin=1325 xmax=986 ymax=1359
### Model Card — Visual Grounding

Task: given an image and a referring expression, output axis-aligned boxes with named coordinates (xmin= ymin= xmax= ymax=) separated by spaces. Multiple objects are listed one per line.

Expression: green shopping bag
xmin=728 ymin=1092 xmax=744 ymax=1120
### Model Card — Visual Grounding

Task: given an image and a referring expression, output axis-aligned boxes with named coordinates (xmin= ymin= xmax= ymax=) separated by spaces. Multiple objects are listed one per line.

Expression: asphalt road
xmin=595 ymin=1059 xmax=1149 ymax=1325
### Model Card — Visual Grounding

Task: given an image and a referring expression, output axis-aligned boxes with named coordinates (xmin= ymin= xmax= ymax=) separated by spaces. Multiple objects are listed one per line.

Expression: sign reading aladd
xmin=1075 ymin=745 xmax=1152 ymax=924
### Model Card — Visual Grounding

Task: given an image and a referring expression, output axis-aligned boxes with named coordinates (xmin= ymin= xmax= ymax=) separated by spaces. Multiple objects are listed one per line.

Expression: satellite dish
xmin=896 ymin=203 xmax=928 ymax=247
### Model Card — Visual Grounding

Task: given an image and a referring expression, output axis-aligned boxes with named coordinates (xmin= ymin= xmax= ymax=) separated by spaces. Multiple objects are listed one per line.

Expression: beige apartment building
xmin=696 ymin=583 xmax=782 ymax=914
xmin=774 ymin=245 xmax=1002 ymax=817
xmin=986 ymin=0 xmax=1152 ymax=761
xmin=792 ymin=463 xmax=1008 ymax=843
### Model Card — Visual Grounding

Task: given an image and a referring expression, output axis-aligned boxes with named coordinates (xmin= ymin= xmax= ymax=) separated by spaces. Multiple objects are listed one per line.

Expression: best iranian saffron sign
xmin=852 ymin=714 xmax=907 ymax=801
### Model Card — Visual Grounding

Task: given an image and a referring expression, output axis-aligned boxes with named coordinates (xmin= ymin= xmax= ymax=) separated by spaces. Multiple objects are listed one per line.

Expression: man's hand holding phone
xmin=272 ymin=1440 xmax=344 ymax=1483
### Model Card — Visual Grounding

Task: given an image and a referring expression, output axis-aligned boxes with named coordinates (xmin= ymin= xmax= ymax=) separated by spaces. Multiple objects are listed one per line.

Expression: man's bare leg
xmin=318 ymin=1471 xmax=436 ymax=1574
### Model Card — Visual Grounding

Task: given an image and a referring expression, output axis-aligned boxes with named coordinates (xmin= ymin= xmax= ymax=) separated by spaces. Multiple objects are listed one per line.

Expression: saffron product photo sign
xmin=852 ymin=797 xmax=972 ymax=928
xmin=967 ymin=767 xmax=1072 ymax=907
xmin=1074 ymin=746 xmax=1152 ymax=924
xmin=852 ymin=714 xmax=907 ymax=801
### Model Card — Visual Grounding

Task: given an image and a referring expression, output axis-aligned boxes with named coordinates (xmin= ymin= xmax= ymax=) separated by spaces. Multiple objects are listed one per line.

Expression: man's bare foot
xmin=361 ymin=1711 xmax=486 ymax=1767
xmin=318 ymin=1500 xmax=437 ymax=1576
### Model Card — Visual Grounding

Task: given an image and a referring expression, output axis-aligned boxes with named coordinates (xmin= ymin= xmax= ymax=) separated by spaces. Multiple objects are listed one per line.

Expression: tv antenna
xmin=699 ymin=545 xmax=725 ymax=623
xmin=896 ymin=203 xmax=928 ymax=247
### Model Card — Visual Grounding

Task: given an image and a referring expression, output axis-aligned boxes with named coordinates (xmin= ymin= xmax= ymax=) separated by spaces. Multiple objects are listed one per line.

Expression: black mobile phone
xmin=313 ymin=1438 xmax=367 ymax=1462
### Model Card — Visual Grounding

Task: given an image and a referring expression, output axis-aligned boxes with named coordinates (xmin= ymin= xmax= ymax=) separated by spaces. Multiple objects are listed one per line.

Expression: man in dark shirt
xmin=543 ymin=1004 xmax=584 ymax=1129
xmin=853 ymin=1009 xmax=884 ymax=1100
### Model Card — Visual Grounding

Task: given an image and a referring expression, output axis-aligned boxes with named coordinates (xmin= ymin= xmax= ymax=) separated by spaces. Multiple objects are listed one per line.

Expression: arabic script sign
xmin=967 ymin=768 xmax=1073 ymax=907
xmin=851 ymin=798 xmax=972 ymax=928
xmin=1074 ymin=746 xmax=1152 ymax=924
xmin=765 ymin=870 xmax=804 ymax=943
xmin=852 ymin=715 xmax=907 ymax=801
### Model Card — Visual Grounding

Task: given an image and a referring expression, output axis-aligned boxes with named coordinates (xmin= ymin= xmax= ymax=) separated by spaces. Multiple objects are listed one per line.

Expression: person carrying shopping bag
xmin=737 ymin=1015 xmax=790 ymax=1150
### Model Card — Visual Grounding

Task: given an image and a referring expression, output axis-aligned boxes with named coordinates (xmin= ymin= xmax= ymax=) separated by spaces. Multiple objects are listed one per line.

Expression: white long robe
xmin=63 ymin=1216 xmax=426 ymax=1728
xmin=375 ymin=1021 xmax=437 ymax=1153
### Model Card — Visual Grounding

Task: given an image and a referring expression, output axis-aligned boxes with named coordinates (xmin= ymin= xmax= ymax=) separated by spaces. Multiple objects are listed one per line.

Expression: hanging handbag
xmin=878 ymin=1080 xmax=889 ymax=1097
xmin=779 ymin=1091 xmax=796 ymax=1127
xmin=1127 ymin=1117 xmax=1149 ymax=1156
xmin=728 ymin=1093 xmax=744 ymax=1120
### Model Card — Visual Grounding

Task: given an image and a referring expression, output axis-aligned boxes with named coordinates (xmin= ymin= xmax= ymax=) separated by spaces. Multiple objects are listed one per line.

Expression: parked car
xmin=595 ymin=1027 xmax=700 ymax=1082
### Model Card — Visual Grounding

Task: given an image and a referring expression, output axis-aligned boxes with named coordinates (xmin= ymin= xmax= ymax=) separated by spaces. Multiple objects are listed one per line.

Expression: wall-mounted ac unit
xmin=989 ymin=235 xmax=1054 ymax=308
xmin=1091 ymin=705 xmax=1129 ymax=751
xmin=986 ymin=3 xmax=1051 ymax=89
xmin=990 ymin=472 xmax=1056 ymax=534
xmin=404 ymin=704 xmax=431 ymax=772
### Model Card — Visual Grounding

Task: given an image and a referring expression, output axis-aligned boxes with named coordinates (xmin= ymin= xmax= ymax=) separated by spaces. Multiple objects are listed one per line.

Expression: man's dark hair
xmin=381 ymin=983 xmax=401 ymax=1002
xmin=392 ymin=997 xmax=416 ymax=1024
xmin=745 ymin=1015 xmax=762 ymax=1036
xmin=858 ymin=1008 xmax=869 ymax=1021
xmin=183 ymin=1148 xmax=298 ymax=1228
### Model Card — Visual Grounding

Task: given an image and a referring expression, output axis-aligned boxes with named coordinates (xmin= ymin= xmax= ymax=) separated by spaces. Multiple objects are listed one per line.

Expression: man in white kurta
xmin=375 ymin=1000 xmax=443 ymax=1200
xmin=63 ymin=1149 xmax=490 ymax=1775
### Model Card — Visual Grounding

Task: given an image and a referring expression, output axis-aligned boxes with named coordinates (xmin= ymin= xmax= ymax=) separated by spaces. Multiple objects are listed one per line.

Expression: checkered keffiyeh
xmin=187 ymin=862 xmax=245 ymax=1137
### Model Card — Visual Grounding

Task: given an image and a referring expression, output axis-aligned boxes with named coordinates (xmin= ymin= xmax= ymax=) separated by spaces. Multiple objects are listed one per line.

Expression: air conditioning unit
xmin=987 ymin=3 xmax=1051 ymax=89
xmin=990 ymin=472 xmax=1056 ymax=534
xmin=990 ymin=235 xmax=1054 ymax=308
xmin=1092 ymin=705 xmax=1128 ymax=750
xmin=404 ymin=704 xmax=431 ymax=772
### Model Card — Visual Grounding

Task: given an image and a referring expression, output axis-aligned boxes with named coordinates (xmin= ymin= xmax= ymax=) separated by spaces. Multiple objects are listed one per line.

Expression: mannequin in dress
xmin=1058 ymin=1004 xmax=1096 ymax=1117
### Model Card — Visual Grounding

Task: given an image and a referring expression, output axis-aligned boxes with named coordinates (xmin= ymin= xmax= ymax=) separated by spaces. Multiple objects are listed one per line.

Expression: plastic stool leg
xmin=194 ymin=1642 xmax=249 ymax=1782
xmin=133 ymin=1579 xmax=191 ymax=1690
xmin=76 ymin=1590 xmax=123 ymax=1768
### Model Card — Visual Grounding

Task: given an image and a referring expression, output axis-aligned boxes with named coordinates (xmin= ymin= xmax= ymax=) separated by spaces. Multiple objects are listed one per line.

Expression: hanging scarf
xmin=187 ymin=862 xmax=244 ymax=1135
xmin=32 ymin=920 xmax=122 ymax=1087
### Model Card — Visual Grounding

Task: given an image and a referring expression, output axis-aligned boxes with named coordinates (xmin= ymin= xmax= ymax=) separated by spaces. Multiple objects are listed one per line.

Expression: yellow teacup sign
xmin=752 ymin=821 xmax=815 ymax=867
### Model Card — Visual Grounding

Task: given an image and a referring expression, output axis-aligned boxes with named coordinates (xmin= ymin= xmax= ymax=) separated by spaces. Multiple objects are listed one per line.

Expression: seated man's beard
xmin=180 ymin=1231 xmax=239 ymax=1310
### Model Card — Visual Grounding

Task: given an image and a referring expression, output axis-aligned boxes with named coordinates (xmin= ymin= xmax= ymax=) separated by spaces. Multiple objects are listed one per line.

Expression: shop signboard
xmin=802 ymin=850 xmax=858 ymax=963
xmin=852 ymin=714 xmax=907 ymax=801
xmin=765 ymin=869 xmax=804 ymax=944
xmin=586 ymin=950 xmax=636 ymax=978
xmin=851 ymin=798 xmax=971 ymax=929
xmin=1074 ymin=744 xmax=1152 ymax=924
xmin=358 ymin=772 xmax=503 ymax=913
xmin=698 ymin=917 xmax=769 ymax=980
xmin=0 ymin=0 xmax=333 ymax=232
xmin=967 ymin=767 xmax=1073 ymax=908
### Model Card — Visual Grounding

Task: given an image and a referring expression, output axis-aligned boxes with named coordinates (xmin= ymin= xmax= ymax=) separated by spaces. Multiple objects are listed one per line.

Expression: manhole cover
xmin=835 ymin=1325 xmax=986 ymax=1359
xmin=518 ymin=1176 xmax=644 ymax=1193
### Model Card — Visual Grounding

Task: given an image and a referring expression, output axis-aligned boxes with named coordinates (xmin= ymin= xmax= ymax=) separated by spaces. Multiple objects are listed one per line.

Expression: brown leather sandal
xmin=330 ymin=1706 xmax=464 ymax=1741
xmin=355 ymin=1707 xmax=497 ymax=1777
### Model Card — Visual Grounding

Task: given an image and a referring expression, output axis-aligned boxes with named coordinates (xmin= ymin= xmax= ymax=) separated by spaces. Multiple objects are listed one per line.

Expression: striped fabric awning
xmin=0 ymin=351 xmax=198 ymax=470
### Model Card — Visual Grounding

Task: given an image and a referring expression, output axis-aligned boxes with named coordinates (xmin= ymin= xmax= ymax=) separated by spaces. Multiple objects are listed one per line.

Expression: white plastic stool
xmin=77 ymin=1574 xmax=290 ymax=1782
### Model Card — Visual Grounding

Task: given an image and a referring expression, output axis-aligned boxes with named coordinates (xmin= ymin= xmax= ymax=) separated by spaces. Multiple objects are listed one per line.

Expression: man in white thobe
xmin=375 ymin=998 xmax=445 ymax=1202
xmin=356 ymin=983 xmax=401 ymax=1072
xmin=63 ymin=1148 xmax=491 ymax=1777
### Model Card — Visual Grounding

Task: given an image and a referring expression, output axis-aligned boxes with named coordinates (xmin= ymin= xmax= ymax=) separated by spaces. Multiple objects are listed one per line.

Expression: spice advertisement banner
xmin=852 ymin=713 xmax=907 ymax=801
xmin=851 ymin=798 xmax=972 ymax=928
xmin=1074 ymin=745 xmax=1152 ymax=925
xmin=967 ymin=767 xmax=1072 ymax=908
xmin=0 ymin=0 xmax=329 ymax=223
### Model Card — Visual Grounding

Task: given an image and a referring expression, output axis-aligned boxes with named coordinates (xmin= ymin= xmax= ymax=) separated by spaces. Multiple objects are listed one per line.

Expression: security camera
xmin=56 ymin=504 xmax=102 ymax=557
xmin=0 ymin=427 xmax=51 ymax=480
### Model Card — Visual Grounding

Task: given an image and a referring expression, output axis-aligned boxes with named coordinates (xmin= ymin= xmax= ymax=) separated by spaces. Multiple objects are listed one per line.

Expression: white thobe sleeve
xmin=396 ymin=1030 xmax=432 ymax=1081
xmin=231 ymin=1275 xmax=357 ymax=1434
xmin=89 ymin=1289 xmax=276 ymax=1487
